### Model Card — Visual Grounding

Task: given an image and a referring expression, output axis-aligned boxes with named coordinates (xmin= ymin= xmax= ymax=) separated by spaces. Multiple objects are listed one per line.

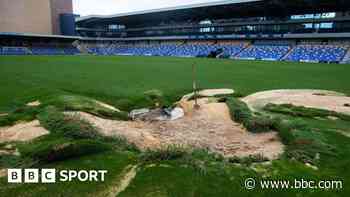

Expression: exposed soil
xmin=74 ymin=98 xmax=284 ymax=159
xmin=66 ymin=112 xmax=161 ymax=150
xmin=0 ymin=169 xmax=6 ymax=178
xmin=242 ymin=89 xmax=350 ymax=115
xmin=0 ymin=120 xmax=49 ymax=143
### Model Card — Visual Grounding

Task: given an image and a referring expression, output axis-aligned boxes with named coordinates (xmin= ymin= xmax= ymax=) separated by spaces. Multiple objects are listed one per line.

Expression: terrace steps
xmin=281 ymin=46 xmax=295 ymax=60
xmin=73 ymin=41 xmax=89 ymax=54
xmin=341 ymin=47 xmax=350 ymax=64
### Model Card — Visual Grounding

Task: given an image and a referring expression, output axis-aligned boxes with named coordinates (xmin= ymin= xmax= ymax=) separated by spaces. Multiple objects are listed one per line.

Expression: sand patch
xmin=26 ymin=100 xmax=41 ymax=107
xmin=242 ymin=89 xmax=350 ymax=114
xmin=181 ymin=89 xmax=234 ymax=101
xmin=198 ymin=89 xmax=235 ymax=97
xmin=75 ymin=98 xmax=284 ymax=160
xmin=0 ymin=120 xmax=49 ymax=143
xmin=95 ymin=101 xmax=121 ymax=112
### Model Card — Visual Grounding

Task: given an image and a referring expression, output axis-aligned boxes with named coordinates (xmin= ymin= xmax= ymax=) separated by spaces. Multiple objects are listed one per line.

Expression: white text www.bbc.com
xmin=244 ymin=178 xmax=343 ymax=190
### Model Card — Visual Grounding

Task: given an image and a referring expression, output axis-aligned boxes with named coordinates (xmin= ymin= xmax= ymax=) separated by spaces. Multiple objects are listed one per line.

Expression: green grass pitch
xmin=0 ymin=55 xmax=350 ymax=112
xmin=0 ymin=55 xmax=350 ymax=197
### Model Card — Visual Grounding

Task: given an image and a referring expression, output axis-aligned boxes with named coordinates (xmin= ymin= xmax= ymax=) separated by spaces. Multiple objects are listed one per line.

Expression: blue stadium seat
xmin=87 ymin=42 xmax=246 ymax=57
xmin=286 ymin=45 xmax=348 ymax=62
xmin=63 ymin=47 xmax=80 ymax=55
xmin=237 ymin=45 xmax=291 ymax=60
xmin=31 ymin=47 xmax=65 ymax=55
xmin=1 ymin=47 xmax=29 ymax=55
xmin=30 ymin=47 xmax=80 ymax=55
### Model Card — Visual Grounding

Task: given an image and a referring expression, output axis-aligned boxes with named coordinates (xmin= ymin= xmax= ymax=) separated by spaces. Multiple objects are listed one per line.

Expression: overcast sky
xmin=73 ymin=0 xmax=222 ymax=16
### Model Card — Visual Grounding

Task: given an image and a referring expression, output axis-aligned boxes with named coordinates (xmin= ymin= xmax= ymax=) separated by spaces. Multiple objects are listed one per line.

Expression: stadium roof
xmin=76 ymin=0 xmax=350 ymax=27
xmin=76 ymin=0 xmax=262 ymax=26
xmin=76 ymin=0 xmax=259 ymax=22
xmin=0 ymin=32 xmax=80 ymax=39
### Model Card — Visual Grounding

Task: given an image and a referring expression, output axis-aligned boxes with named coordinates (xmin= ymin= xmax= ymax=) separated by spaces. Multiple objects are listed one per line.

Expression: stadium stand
xmin=2 ymin=39 xmax=350 ymax=64
xmin=237 ymin=45 xmax=291 ymax=60
xmin=215 ymin=41 xmax=249 ymax=57
xmin=169 ymin=41 xmax=215 ymax=57
xmin=285 ymin=45 xmax=348 ymax=63
xmin=1 ymin=0 xmax=350 ymax=65
xmin=71 ymin=40 xmax=350 ymax=64
xmin=63 ymin=47 xmax=80 ymax=55
xmin=342 ymin=49 xmax=350 ymax=64
xmin=0 ymin=46 xmax=80 ymax=55
xmin=85 ymin=41 xmax=248 ymax=57
xmin=169 ymin=41 xmax=248 ymax=57
xmin=106 ymin=41 xmax=184 ymax=56
xmin=31 ymin=47 xmax=65 ymax=55
xmin=1 ymin=47 xmax=30 ymax=55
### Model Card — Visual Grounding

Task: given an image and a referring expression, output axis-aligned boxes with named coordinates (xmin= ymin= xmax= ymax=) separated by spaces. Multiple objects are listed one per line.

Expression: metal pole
xmin=192 ymin=63 xmax=200 ymax=109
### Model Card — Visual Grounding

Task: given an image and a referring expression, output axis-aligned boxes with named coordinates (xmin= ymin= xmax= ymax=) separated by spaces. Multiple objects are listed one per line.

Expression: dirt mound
xmin=65 ymin=112 xmax=161 ymax=150
xmin=0 ymin=120 xmax=49 ymax=143
xmin=76 ymin=98 xmax=284 ymax=159
xmin=242 ymin=89 xmax=350 ymax=114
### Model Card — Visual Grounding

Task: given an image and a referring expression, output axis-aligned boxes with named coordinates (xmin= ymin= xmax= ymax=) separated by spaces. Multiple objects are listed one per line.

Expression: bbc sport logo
xmin=8 ymin=169 xmax=108 ymax=183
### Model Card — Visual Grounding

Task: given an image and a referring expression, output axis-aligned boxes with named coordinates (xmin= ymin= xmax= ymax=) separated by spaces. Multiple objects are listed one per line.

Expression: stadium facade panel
xmin=0 ymin=0 xmax=73 ymax=35
xmin=0 ymin=0 xmax=53 ymax=35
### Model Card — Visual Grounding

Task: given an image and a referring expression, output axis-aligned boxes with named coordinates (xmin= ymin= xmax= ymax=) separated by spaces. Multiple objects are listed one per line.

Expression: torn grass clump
xmin=225 ymin=97 xmax=276 ymax=133
xmin=225 ymin=98 xmax=335 ymax=165
xmin=43 ymin=95 xmax=129 ymax=120
xmin=37 ymin=106 xmax=138 ymax=150
xmin=139 ymin=145 xmax=188 ymax=163
xmin=0 ymin=106 xmax=40 ymax=127
xmin=144 ymin=89 xmax=166 ymax=107
xmin=17 ymin=135 xmax=111 ymax=164
xmin=228 ymin=154 xmax=269 ymax=166
xmin=37 ymin=106 xmax=100 ymax=139
xmin=275 ymin=119 xmax=335 ymax=164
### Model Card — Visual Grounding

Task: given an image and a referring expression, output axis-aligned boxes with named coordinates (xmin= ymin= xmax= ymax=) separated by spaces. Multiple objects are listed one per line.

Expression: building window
xmin=303 ymin=23 xmax=313 ymax=29
xmin=108 ymin=24 xmax=125 ymax=30
xmin=320 ymin=22 xmax=333 ymax=29
xmin=199 ymin=20 xmax=214 ymax=33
